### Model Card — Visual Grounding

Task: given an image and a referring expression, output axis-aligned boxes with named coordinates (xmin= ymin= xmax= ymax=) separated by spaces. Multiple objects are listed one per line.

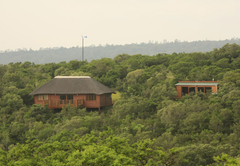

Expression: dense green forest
xmin=1 ymin=38 xmax=240 ymax=64
xmin=1 ymin=43 xmax=240 ymax=165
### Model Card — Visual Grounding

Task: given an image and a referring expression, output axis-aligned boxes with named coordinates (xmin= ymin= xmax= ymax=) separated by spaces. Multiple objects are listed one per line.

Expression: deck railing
xmin=43 ymin=99 xmax=84 ymax=108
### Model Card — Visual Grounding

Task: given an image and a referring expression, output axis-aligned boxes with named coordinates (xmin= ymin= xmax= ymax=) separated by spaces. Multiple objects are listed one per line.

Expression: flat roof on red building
xmin=176 ymin=81 xmax=218 ymax=86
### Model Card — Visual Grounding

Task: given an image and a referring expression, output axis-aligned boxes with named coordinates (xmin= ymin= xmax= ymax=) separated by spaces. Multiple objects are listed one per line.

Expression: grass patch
xmin=167 ymin=71 xmax=174 ymax=78
xmin=112 ymin=91 xmax=121 ymax=102
xmin=167 ymin=71 xmax=173 ymax=76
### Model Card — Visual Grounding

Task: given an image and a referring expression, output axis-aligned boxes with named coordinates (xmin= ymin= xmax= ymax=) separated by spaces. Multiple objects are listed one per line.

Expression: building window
xmin=182 ymin=87 xmax=188 ymax=96
xmin=205 ymin=87 xmax=212 ymax=93
xmin=86 ymin=94 xmax=96 ymax=100
xmin=198 ymin=87 xmax=204 ymax=93
xmin=38 ymin=95 xmax=48 ymax=100
xmin=189 ymin=87 xmax=195 ymax=94
xmin=60 ymin=95 xmax=66 ymax=100
xmin=60 ymin=95 xmax=73 ymax=104
xmin=60 ymin=95 xmax=73 ymax=100
xmin=67 ymin=95 xmax=73 ymax=100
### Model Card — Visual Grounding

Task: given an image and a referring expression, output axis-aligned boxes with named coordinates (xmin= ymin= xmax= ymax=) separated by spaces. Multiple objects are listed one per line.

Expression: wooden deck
xmin=43 ymin=99 xmax=84 ymax=108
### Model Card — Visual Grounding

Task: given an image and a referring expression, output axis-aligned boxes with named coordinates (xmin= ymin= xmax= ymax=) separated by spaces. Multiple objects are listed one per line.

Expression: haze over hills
xmin=1 ymin=38 xmax=240 ymax=64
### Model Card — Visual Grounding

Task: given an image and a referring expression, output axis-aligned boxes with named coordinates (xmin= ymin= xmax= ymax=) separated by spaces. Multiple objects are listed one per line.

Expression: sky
xmin=0 ymin=0 xmax=240 ymax=51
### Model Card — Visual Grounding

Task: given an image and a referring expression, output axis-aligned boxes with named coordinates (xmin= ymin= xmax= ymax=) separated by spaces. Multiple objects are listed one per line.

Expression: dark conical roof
xmin=29 ymin=76 xmax=115 ymax=95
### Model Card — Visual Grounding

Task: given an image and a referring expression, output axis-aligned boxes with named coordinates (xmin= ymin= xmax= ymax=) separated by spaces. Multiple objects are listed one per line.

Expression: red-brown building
xmin=175 ymin=81 xmax=218 ymax=99
xmin=30 ymin=76 xmax=115 ymax=111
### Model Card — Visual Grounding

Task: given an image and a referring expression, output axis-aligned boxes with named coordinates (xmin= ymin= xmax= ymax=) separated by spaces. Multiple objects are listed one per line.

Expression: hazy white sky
xmin=0 ymin=0 xmax=240 ymax=51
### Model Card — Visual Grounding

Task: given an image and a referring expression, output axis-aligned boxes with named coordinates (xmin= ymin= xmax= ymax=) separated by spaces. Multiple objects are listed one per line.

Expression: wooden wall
xmin=176 ymin=85 xmax=218 ymax=99
xmin=34 ymin=94 xmax=113 ymax=108
xmin=176 ymin=86 xmax=182 ymax=99
xmin=211 ymin=86 xmax=218 ymax=93
xmin=100 ymin=94 xmax=113 ymax=107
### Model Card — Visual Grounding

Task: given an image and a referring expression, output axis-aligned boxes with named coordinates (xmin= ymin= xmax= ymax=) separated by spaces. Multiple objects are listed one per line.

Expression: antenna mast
xmin=82 ymin=36 xmax=87 ymax=61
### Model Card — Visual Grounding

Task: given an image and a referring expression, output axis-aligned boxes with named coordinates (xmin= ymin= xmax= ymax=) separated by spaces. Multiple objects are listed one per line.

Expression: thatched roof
xmin=30 ymin=76 xmax=115 ymax=95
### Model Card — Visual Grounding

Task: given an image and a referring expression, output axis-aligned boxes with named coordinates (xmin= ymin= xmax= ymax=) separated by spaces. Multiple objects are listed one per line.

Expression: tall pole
xmin=82 ymin=36 xmax=84 ymax=61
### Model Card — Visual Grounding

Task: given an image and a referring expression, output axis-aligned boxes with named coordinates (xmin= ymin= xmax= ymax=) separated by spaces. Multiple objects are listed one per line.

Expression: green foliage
xmin=1 ymin=43 xmax=240 ymax=165
xmin=0 ymin=130 xmax=184 ymax=165
xmin=213 ymin=153 xmax=239 ymax=165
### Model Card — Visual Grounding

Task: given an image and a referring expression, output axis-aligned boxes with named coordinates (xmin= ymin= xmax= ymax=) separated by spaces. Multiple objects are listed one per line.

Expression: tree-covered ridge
xmin=1 ymin=43 xmax=240 ymax=165
xmin=0 ymin=38 xmax=240 ymax=64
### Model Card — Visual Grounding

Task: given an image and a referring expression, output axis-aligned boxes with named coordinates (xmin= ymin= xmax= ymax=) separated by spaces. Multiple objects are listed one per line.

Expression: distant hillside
xmin=1 ymin=38 xmax=240 ymax=64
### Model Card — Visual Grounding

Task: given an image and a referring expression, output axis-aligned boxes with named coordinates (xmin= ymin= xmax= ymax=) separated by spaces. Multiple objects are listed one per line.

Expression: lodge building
xmin=175 ymin=81 xmax=218 ymax=99
xmin=30 ymin=76 xmax=115 ymax=111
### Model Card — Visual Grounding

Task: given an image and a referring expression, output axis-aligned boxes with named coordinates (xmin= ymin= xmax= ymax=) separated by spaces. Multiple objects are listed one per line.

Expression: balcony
xmin=43 ymin=99 xmax=84 ymax=109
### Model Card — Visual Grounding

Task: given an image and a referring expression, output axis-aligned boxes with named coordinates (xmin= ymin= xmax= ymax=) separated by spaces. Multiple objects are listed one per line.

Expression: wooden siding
xmin=176 ymin=85 xmax=218 ymax=99
xmin=211 ymin=86 xmax=218 ymax=93
xmin=176 ymin=86 xmax=182 ymax=99
xmin=100 ymin=94 xmax=113 ymax=107
xmin=34 ymin=94 xmax=113 ymax=109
